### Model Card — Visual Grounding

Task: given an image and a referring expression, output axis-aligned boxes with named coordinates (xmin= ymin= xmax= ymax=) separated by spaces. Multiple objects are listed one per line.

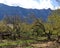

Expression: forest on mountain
xmin=0 ymin=9 xmax=60 ymax=48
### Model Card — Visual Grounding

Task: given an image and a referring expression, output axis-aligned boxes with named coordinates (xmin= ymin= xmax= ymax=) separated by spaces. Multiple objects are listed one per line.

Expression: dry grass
xmin=31 ymin=41 xmax=60 ymax=48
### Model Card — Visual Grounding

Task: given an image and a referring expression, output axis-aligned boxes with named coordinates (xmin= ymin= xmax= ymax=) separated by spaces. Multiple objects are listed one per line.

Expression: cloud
xmin=0 ymin=0 xmax=5 ymax=3
xmin=50 ymin=0 xmax=60 ymax=9
xmin=0 ymin=0 xmax=60 ymax=9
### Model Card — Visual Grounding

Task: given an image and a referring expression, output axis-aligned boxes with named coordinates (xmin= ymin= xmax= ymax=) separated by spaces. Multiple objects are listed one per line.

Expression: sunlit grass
xmin=0 ymin=39 xmax=35 ymax=46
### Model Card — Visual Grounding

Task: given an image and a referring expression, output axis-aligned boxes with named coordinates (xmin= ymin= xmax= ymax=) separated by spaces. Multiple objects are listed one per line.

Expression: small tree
xmin=47 ymin=9 xmax=60 ymax=41
xmin=32 ymin=19 xmax=45 ymax=37
xmin=3 ymin=15 xmax=21 ymax=40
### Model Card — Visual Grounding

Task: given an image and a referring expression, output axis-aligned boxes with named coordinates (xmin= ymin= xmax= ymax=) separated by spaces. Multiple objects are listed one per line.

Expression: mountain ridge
xmin=0 ymin=3 xmax=52 ymax=21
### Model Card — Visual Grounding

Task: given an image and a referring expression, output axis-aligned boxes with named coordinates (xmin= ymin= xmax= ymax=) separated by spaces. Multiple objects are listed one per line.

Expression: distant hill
xmin=0 ymin=3 xmax=52 ymax=21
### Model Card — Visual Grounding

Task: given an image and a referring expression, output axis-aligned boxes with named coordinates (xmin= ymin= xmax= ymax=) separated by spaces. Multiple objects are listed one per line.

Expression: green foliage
xmin=32 ymin=19 xmax=45 ymax=37
xmin=0 ymin=21 xmax=12 ymax=32
xmin=0 ymin=10 xmax=60 ymax=46
xmin=46 ymin=9 xmax=60 ymax=41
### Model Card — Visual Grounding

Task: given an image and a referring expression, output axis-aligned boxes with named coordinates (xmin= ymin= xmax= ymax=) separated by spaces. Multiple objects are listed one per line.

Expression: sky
xmin=0 ymin=0 xmax=60 ymax=10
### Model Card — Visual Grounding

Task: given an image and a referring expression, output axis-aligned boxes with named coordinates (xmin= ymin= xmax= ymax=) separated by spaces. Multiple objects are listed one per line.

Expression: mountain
xmin=0 ymin=3 xmax=52 ymax=21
